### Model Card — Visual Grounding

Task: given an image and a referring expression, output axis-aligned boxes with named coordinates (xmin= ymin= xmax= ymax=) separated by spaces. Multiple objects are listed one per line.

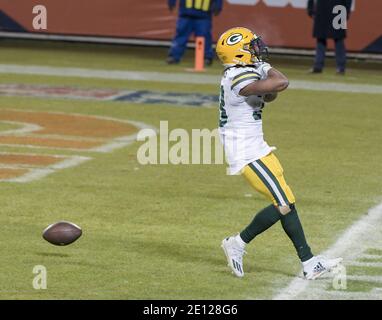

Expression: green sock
xmin=240 ymin=205 xmax=281 ymax=243
xmin=280 ymin=205 xmax=313 ymax=262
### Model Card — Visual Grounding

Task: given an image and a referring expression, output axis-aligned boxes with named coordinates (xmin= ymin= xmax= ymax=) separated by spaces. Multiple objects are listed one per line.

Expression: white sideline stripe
xmin=251 ymin=161 xmax=286 ymax=206
xmin=0 ymin=64 xmax=381 ymax=94
xmin=273 ymin=202 xmax=382 ymax=300
xmin=290 ymin=80 xmax=382 ymax=94
xmin=2 ymin=31 xmax=382 ymax=61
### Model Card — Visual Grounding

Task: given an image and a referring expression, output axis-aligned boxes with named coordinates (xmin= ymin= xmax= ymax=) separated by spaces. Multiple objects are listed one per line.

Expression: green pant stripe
xmin=255 ymin=159 xmax=290 ymax=206
xmin=248 ymin=162 xmax=282 ymax=206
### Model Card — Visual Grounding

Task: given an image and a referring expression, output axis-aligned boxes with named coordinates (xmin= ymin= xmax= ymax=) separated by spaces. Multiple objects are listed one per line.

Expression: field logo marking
xmin=0 ymin=84 xmax=219 ymax=107
xmin=0 ymin=109 xmax=154 ymax=182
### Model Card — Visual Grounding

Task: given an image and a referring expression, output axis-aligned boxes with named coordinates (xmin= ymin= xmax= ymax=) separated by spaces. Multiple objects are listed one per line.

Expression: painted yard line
xmin=359 ymin=254 xmax=382 ymax=260
xmin=346 ymin=275 xmax=382 ymax=283
xmin=274 ymin=202 xmax=382 ymax=300
xmin=0 ymin=64 xmax=381 ymax=94
xmin=305 ymin=289 xmax=382 ymax=300
xmin=347 ymin=261 xmax=382 ymax=268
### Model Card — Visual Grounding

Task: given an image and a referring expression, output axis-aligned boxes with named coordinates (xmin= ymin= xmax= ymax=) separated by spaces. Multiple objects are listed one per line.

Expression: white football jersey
xmin=218 ymin=62 xmax=274 ymax=175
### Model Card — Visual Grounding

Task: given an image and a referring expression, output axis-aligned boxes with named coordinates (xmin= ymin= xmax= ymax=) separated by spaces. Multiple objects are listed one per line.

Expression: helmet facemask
xmin=244 ymin=36 xmax=269 ymax=63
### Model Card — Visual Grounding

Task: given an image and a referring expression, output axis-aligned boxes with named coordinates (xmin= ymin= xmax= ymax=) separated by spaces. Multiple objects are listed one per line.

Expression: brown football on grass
xmin=42 ymin=221 xmax=82 ymax=246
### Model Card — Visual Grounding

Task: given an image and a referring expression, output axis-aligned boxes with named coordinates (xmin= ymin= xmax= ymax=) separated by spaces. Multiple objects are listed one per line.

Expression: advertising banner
xmin=1 ymin=0 xmax=381 ymax=52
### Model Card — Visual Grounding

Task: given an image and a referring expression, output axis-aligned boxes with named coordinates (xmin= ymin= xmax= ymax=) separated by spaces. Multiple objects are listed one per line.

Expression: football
xmin=42 ymin=221 xmax=82 ymax=246
xmin=245 ymin=94 xmax=264 ymax=107
xmin=264 ymin=93 xmax=278 ymax=102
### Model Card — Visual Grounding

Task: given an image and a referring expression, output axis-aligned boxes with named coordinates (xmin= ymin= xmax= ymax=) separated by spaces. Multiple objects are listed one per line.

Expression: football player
xmin=216 ymin=27 xmax=342 ymax=279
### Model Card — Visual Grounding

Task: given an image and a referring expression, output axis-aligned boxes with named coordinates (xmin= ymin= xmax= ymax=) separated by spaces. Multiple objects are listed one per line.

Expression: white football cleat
xmin=303 ymin=255 xmax=343 ymax=280
xmin=221 ymin=236 xmax=246 ymax=278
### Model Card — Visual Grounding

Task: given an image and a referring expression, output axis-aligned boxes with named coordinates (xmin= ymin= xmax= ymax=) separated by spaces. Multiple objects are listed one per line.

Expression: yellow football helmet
xmin=216 ymin=27 xmax=269 ymax=67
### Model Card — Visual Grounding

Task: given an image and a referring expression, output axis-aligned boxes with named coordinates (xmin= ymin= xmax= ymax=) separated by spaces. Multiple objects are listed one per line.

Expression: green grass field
xmin=0 ymin=40 xmax=381 ymax=299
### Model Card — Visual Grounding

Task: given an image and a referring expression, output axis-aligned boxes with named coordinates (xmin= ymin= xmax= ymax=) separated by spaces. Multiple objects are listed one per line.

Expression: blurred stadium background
xmin=0 ymin=1 xmax=381 ymax=300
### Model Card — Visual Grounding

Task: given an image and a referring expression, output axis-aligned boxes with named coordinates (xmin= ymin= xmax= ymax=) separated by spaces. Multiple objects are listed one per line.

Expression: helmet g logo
xmin=216 ymin=27 xmax=257 ymax=66
xmin=227 ymin=33 xmax=243 ymax=45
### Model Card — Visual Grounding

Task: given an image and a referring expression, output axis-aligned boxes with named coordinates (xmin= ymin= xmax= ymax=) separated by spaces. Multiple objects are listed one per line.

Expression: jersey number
xmin=219 ymin=86 xmax=227 ymax=127
xmin=253 ymin=108 xmax=263 ymax=120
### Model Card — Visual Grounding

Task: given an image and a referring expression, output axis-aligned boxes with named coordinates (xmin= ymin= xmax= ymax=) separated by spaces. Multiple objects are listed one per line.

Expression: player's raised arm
xmin=239 ymin=68 xmax=289 ymax=96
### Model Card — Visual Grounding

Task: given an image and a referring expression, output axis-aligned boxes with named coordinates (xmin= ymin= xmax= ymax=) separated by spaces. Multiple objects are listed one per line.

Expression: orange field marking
xmin=0 ymin=109 xmax=138 ymax=150
xmin=0 ymin=136 xmax=101 ymax=149
xmin=0 ymin=110 xmax=136 ymax=138
xmin=0 ymin=152 xmax=92 ymax=182
xmin=0 ymin=109 xmax=154 ymax=182
xmin=0 ymin=153 xmax=63 ymax=166
xmin=0 ymin=168 xmax=29 ymax=180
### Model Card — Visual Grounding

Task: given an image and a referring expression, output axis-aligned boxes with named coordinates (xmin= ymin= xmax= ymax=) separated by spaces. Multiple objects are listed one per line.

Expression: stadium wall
xmin=1 ymin=0 xmax=381 ymax=53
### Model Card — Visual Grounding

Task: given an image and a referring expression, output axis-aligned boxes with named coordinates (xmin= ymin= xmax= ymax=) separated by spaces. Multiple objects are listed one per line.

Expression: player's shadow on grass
xmin=34 ymin=251 xmax=70 ymax=258
xmin=245 ymin=264 xmax=296 ymax=278
xmin=128 ymin=237 xmax=297 ymax=278
xmin=129 ymin=238 xmax=223 ymax=266
xmin=130 ymin=238 xmax=295 ymax=278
